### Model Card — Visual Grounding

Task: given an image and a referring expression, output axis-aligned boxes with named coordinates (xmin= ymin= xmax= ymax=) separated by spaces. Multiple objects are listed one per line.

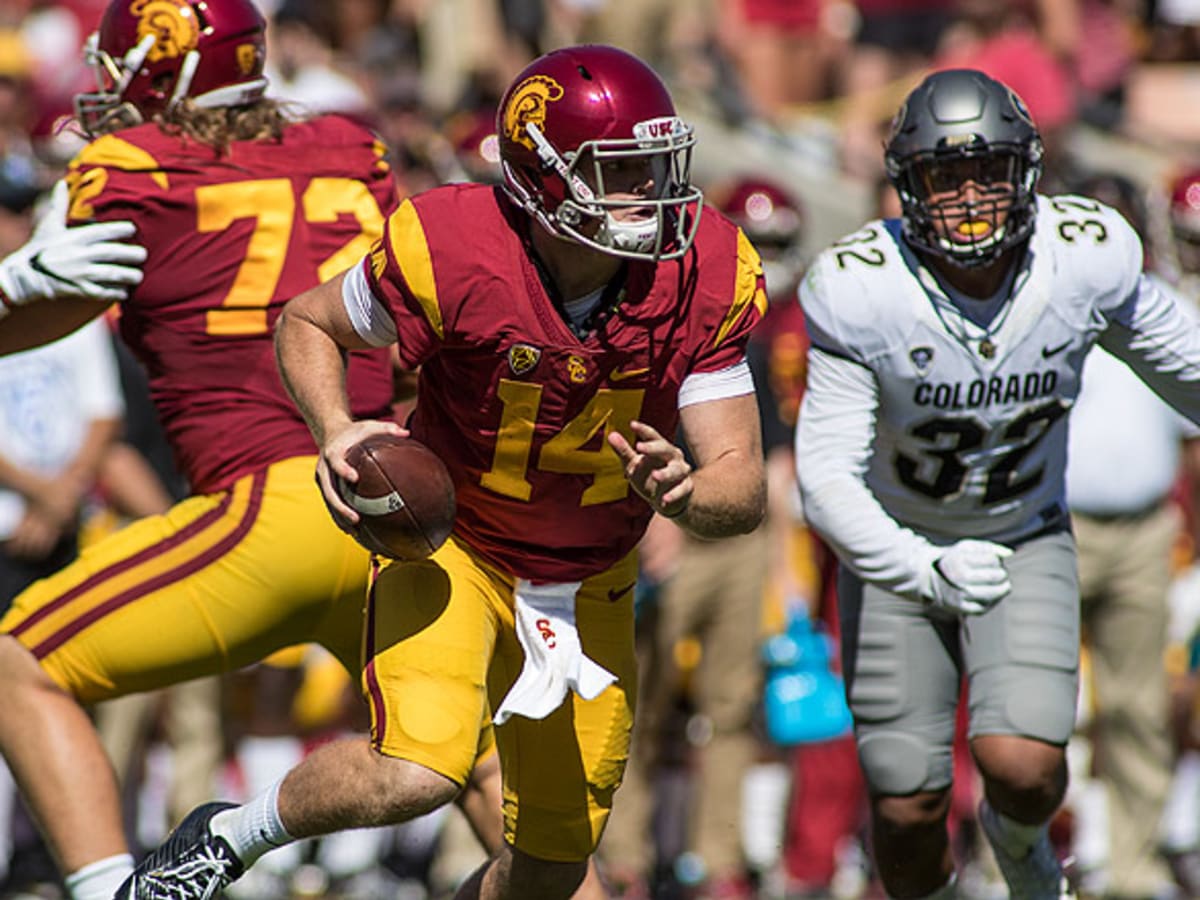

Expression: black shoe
xmin=115 ymin=802 xmax=244 ymax=900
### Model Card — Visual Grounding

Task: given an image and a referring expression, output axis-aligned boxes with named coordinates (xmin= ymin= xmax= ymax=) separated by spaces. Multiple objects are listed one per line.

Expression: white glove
xmin=925 ymin=539 xmax=1013 ymax=615
xmin=0 ymin=181 xmax=146 ymax=310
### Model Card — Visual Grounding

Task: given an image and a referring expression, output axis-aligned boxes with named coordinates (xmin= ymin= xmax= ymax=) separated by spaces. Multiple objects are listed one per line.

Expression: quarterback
xmin=795 ymin=69 xmax=1200 ymax=899
xmin=120 ymin=44 xmax=767 ymax=900
xmin=0 ymin=2 xmax=499 ymax=899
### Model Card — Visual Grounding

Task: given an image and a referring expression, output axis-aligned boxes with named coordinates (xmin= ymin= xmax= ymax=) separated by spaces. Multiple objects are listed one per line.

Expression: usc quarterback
xmin=120 ymin=43 xmax=768 ymax=900
xmin=0 ymin=2 xmax=500 ymax=898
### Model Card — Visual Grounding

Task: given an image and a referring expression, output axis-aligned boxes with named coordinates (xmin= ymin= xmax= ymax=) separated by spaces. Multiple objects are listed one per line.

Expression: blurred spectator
xmin=838 ymin=0 xmax=957 ymax=177
xmin=0 ymin=185 xmax=124 ymax=893
xmin=444 ymin=107 xmax=502 ymax=184
xmin=717 ymin=0 xmax=843 ymax=124
xmin=1146 ymin=0 xmax=1200 ymax=62
xmin=932 ymin=0 xmax=1078 ymax=182
xmin=265 ymin=1 xmax=372 ymax=117
xmin=1166 ymin=166 xmax=1200 ymax=302
xmin=1063 ymin=171 xmax=1198 ymax=899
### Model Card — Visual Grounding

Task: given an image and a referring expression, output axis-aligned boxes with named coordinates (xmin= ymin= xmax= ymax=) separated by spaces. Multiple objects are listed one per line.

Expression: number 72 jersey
xmin=799 ymin=194 xmax=1200 ymax=546
xmin=64 ymin=115 xmax=400 ymax=494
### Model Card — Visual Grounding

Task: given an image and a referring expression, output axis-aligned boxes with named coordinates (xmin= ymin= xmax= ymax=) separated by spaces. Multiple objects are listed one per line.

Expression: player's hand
xmin=315 ymin=418 xmax=406 ymax=528
xmin=6 ymin=508 xmax=63 ymax=560
xmin=0 ymin=181 xmax=147 ymax=309
xmin=608 ymin=420 xmax=693 ymax=519
xmin=926 ymin=539 xmax=1013 ymax=616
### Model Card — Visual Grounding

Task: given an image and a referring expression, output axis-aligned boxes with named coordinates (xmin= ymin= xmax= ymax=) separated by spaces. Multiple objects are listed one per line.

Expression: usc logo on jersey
xmin=130 ymin=0 xmax=200 ymax=63
xmin=503 ymin=75 xmax=563 ymax=151
xmin=567 ymin=355 xmax=588 ymax=383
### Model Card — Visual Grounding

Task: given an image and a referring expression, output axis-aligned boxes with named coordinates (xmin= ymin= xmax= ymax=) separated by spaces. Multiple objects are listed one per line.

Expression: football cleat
xmin=979 ymin=800 xmax=1075 ymax=900
xmin=115 ymin=801 xmax=244 ymax=900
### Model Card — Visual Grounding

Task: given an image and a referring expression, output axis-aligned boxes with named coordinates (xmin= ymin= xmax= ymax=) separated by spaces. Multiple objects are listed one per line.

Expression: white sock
xmin=64 ymin=853 xmax=134 ymax=900
xmin=210 ymin=779 xmax=294 ymax=867
xmin=984 ymin=800 xmax=1045 ymax=858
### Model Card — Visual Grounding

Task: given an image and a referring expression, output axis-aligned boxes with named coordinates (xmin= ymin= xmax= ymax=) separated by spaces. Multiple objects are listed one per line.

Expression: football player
xmin=0 ymin=2 xmax=502 ymax=899
xmin=119 ymin=43 xmax=768 ymax=900
xmin=794 ymin=68 xmax=1200 ymax=900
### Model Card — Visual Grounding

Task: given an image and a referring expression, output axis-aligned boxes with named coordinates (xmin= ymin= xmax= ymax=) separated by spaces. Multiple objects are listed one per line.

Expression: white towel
xmin=493 ymin=579 xmax=617 ymax=725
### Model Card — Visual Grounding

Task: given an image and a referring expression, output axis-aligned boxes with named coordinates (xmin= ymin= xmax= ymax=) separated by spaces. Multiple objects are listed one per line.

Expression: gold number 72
xmin=196 ymin=177 xmax=385 ymax=336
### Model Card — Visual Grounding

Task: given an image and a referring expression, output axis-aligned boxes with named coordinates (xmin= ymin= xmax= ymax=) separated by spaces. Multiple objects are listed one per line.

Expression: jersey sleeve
xmin=64 ymin=132 xmax=173 ymax=226
xmin=798 ymin=247 xmax=883 ymax=367
xmin=691 ymin=228 xmax=767 ymax=374
xmin=1099 ymin=270 xmax=1200 ymax=426
xmin=364 ymin=198 xmax=447 ymax=368
xmin=795 ymin=346 xmax=944 ymax=600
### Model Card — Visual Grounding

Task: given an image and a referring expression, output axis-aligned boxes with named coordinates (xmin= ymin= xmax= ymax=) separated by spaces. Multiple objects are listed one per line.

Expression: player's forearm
xmin=275 ymin=301 xmax=355 ymax=448
xmin=799 ymin=464 xmax=940 ymax=599
xmin=795 ymin=351 xmax=941 ymax=598
xmin=59 ymin=417 xmax=122 ymax=503
xmin=0 ymin=454 xmax=45 ymax=499
xmin=677 ymin=450 xmax=765 ymax=538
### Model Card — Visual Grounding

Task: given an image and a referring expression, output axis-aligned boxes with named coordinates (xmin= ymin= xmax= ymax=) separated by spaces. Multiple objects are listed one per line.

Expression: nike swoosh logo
xmin=29 ymin=251 xmax=76 ymax=287
xmin=1042 ymin=340 xmax=1071 ymax=358
xmin=607 ymin=581 xmax=636 ymax=603
xmin=609 ymin=367 xmax=649 ymax=382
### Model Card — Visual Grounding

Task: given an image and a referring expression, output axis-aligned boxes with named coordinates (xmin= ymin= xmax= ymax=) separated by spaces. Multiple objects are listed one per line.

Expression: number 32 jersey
xmin=796 ymin=195 xmax=1200 ymax=596
xmin=64 ymin=115 xmax=399 ymax=493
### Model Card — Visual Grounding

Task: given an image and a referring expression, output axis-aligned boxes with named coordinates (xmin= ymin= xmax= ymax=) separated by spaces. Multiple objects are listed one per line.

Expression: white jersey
xmin=795 ymin=194 xmax=1200 ymax=599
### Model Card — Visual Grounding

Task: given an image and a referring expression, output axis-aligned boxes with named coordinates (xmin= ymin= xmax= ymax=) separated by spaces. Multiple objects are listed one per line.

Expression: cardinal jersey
xmin=65 ymin=115 xmax=398 ymax=492
xmin=797 ymin=194 xmax=1200 ymax=593
xmin=362 ymin=184 xmax=765 ymax=582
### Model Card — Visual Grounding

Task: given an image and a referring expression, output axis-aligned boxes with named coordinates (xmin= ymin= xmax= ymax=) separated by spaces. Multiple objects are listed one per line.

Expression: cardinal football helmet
xmin=1169 ymin=168 xmax=1200 ymax=277
xmin=75 ymin=0 xmax=268 ymax=137
xmin=885 ymin=68 xmax=1043 ymax=267
xmin=716 ymin=177 xmax=806 ymax=301
xmin=497 ymin=44 xmax=703 ymax=261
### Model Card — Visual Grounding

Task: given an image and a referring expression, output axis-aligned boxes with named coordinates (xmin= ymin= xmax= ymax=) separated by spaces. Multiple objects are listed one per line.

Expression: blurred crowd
xmin=5 ymin=0 xmax=1200 ymax=899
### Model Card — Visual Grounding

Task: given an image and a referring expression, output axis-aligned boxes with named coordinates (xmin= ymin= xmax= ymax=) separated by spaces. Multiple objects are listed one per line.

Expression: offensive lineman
xmin=795 ymin=69 xmax=1200 ymax=900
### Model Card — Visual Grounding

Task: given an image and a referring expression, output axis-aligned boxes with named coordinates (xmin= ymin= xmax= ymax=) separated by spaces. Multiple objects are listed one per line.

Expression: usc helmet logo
xmin=503 ymin=75 xmax=563 ymax=150
xmin=130 ymin=0 xmax=199 ymax=63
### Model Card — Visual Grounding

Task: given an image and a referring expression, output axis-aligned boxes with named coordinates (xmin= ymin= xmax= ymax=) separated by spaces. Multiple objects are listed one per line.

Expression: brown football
xmin=336 ymin=434 xmax=456 ymax=560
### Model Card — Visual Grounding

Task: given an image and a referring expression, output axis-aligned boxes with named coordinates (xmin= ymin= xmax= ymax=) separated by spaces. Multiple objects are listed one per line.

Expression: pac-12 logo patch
xmin=909 ymin=346 xmax=934 ymax=374
xmin=508 ymin=344 xmax=541 ymax=375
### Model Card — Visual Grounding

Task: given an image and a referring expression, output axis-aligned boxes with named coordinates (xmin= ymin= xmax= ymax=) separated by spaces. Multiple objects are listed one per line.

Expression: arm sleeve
xmin=342 ymin=260 xmax=397 ymax=347
xmin=795 ymin=346 xmax=942 ymax=599
xmin=678 ymin=359 xmax=754 ymax=409
xmin=1099 ymin=273 xmax=1200 ymax=426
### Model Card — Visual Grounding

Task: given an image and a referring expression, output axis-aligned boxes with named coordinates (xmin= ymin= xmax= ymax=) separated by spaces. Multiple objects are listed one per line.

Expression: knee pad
xmin=857 ymin=731 xmax=951 ymax=795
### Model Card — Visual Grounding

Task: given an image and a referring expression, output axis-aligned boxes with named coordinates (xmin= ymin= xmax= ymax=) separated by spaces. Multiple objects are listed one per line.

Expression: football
xmin=336 ymin=434 xmax=456 ymax=560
